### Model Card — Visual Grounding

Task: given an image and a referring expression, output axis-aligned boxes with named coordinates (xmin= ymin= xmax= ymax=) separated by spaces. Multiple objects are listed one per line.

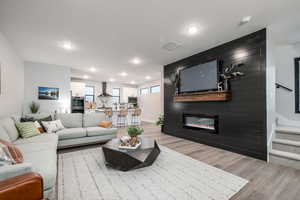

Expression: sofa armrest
xmin=0 ymin=163 xmax=32 ymax=181
xmin=0 ymin=172 xmax=44 ymax=200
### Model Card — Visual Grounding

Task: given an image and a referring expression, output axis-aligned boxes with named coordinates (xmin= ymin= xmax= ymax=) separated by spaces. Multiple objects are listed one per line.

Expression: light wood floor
xmin=60 ymin=122 xmax=300 ymax=200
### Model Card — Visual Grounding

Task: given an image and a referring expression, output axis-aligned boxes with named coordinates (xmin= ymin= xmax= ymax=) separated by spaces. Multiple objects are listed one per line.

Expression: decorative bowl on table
xmin=118 ymin=126 xmax=144 ymax=150
xmin=119 ymin=136 xmax=141 ymax=150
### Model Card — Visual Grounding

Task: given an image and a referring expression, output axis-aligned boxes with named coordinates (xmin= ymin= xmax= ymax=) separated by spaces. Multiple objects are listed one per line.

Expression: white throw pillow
xmin=41 ymin=121 xmax=58 ymax=133
xmin=41 ymin=120 xmax=65 ymax=133
xmin=54 ymin=120 xmax=65 ymax=131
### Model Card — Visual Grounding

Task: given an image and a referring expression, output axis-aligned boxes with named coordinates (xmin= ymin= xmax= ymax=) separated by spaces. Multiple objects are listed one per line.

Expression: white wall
xmin=275 ymin=43 xmax=300 ymax=121
xmin=122 ymin=87 xmax=137 ymax=103
xmin=266 ymin=28 xmax=277 ymax=153
xmin=24 ymin=61 xmax=71 ymax=113
xmin=0 ymin=32 xmax=24 ymax=117
xmin=71 ymin=82 xmax=86 ymax=97
xmin=138 ymin=80 xmax=162 ymax=123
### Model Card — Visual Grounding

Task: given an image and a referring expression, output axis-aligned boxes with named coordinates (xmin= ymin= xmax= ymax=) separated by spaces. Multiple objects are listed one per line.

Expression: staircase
xmin=269 ymin=126 xmax=300 ymax=170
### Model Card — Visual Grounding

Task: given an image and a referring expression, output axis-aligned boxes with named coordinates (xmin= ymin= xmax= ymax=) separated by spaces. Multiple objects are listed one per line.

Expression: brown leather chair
xmin=0 ymin=172 xmax=44 ymax=200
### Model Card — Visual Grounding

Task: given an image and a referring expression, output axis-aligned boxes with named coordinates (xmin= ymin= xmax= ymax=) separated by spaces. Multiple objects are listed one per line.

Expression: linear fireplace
xmin=183 ymin=114 xmax=218 ymax=134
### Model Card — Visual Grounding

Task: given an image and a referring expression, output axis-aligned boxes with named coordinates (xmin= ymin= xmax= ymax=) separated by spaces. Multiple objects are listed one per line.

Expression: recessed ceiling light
xmin=61 ymin=41 xmax=74 ymax=51
xmin=83 ymin=75 xmax=89 ymax=79
xmin=240 ymin=16 xmax=252 ymax=25
xmin=187 ymin=25 xmax=199 ymax=36
xmin=119 ymin=72 xmax=128 ymax=77
xmin=90 ymin=66 xmax=96 ymax=72
xmin=130 ymin=81 xmax=136 ymax=84
xmin=145 ymin=76 xmax=151 ymax=80
xmin=130 ymin=57 xmax=141 ymax=65
xmin=109 ymin=78 xmax=115 ymax=82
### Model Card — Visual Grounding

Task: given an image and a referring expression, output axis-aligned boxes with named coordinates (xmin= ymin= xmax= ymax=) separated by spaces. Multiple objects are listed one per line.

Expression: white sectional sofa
xmin=0 ymin=113 xmax=117 ymax=198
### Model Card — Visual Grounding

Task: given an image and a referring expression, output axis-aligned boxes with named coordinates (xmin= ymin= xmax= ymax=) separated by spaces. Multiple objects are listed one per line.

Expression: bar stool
xmin=104 ymin=108 xmax=113 ymax=122
xmin=117 ymin=109 xmax=128 ymax=127
xmin=131 ymin=108 xmax=141 ymax=125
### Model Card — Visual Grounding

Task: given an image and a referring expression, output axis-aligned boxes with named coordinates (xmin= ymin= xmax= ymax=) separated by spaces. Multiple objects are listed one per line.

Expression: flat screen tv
xmin=179 ymin=60 xmax=219 ymax=93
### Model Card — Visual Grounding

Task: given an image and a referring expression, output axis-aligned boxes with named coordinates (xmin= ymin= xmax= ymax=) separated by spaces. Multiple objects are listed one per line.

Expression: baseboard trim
xmin=164 ymin=130 xmax=268 ymax=161
xmin=142 ymin=119 xmax=156 ymax=123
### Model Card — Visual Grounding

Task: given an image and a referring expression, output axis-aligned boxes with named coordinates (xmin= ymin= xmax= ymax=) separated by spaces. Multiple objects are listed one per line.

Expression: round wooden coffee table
xmin=102 ymin=136 xmax=160 ymax=171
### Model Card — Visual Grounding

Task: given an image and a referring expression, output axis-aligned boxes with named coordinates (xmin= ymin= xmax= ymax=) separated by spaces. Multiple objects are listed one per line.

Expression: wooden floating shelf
xmin=174 ymin=91 xmax=231 ymax=102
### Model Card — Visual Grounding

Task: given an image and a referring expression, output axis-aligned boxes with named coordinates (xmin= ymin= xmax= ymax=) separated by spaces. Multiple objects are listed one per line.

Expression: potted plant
xmin=156 ymin=115 xmax=164 ymax=133
xmin=120 ymin=126 xmax=144 ymax=149
xmin=29 ymin=101 xmax=40 ymax=114
xmin=127 ymin=126 xmax=143 ymax=146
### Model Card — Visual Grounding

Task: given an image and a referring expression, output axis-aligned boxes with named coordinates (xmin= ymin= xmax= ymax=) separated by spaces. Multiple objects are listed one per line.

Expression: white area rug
xmin=57 ymin=146 xmax=248 ymax=200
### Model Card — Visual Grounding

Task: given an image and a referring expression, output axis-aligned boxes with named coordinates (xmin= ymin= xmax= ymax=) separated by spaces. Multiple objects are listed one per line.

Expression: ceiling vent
xmin=162 ymin=42 xmax=182 ymax=51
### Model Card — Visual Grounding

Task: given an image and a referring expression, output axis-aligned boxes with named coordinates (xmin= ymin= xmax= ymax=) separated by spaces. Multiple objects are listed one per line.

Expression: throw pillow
xmin=34 ymin=121 xmax=44 ymax=133
xmin=38 ymin=116 xmax=53 ymax=131
xmin=99 ymin=121 xmax=113 ymax=128
xmin=41 ymin=121 xmax=57 ymax=133
xmin=0 ymin=140 xmax=23 ymax=164
xmin=54 ymin=120 xmax=65 ymax=131
xmin=0 ymin=144 xmax=14 ymax=166
xmin=16 ymin=122 xmax=40 ymax=138
xmin=21 ymin=115 xmax=52 ymax=132
xmin=42 ymin=120 xmax=65 ymax=133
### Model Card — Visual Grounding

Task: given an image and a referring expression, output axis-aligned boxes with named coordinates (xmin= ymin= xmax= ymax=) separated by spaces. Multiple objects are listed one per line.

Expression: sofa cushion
xmin=13 ymin=134 xmax=58 ymax=148
xmin=13 ymin=133 xmax=58 ymax=191
xmin=56 ymin=128 xmax=86 ymax=140
xmin=56 ymin=113 xmax=82 ymax=128
xmin=83 ymin=113 xmax=106 ymax=127
xmin=0 ymin=118 xmax=19 ymax=141
xmin=86 ymin=127 xmax=117 ymax=137
xmin=17 ymin=145 xmax=57 ymax=190
xmin=0 ymin=125 xmax=11 ymax=142
xmin=24 ymin=113 xmax=54 ymax=120
xmin=14 ymin=135 xmax=58 ymax=161
xmin=21 ymin=115 xmax=53 ymax=132
xmin=16 ymin=122 xmax=40 ymax=138
xmin=58 ymin=134 xmax=116 ymax=148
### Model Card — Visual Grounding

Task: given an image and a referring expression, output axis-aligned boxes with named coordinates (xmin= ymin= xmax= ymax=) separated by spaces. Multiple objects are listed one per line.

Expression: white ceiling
xmin=0 ymin=0 xmax=299 ymax=84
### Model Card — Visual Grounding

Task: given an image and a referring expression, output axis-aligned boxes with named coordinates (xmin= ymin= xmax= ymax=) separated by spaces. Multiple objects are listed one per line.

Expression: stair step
xmin=276 ymin=126 xmax=300 ymax=141
xmin=273 ymin=138 xmax=300 ymax=147
xmin=273 ymin=139 xmax=300 ymax=154
xmin=269 ymin=150 xmax=300 ymax=170
xmin=276 ymin=126 xmax=300 ymax=134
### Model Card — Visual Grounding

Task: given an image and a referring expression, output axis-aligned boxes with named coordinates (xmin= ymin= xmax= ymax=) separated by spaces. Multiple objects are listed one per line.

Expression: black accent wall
xmin=164 ymin=29 xmax=267 ymax=160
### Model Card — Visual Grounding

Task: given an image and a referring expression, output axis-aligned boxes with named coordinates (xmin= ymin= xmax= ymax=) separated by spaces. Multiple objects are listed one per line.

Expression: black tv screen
xmin=179 ymin=60 xmax=218 ymax=93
